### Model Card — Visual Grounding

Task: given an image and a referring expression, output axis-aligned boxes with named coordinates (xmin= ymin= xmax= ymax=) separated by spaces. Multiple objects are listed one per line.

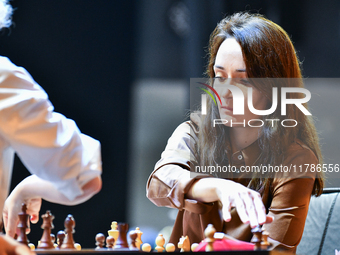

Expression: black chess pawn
xmin=251 ymin=225 xmax=263 ymax=250
xmin=106 ymin=236 xmax=115 ymax=249
xmin=37 ymin=210 xmax=55 ymax=249
xmin=60 ymin=215 xmax=76 ymax=249
xmin=95 ymin=233 xmax=105 ymax=249
xmin=57 ymin=230 xmax=65 ymax=249
xmin=129 ymin=230 xmax=138 ymax=250
xmin=16 ymin=204 xmax=29 ymax=246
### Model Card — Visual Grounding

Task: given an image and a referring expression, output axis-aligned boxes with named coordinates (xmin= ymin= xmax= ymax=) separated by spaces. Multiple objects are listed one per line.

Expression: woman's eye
xmin=240 ymin=79 xmax=252 ymax=86
xmin=214 ymin=76 xmax=227 ymax=83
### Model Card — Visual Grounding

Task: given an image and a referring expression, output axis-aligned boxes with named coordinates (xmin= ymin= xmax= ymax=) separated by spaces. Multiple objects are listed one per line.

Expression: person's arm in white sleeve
xmin=0 ymin=57 xmax=102 ymax=237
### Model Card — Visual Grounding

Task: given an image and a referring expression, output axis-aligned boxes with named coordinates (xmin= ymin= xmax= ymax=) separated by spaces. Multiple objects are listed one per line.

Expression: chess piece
xmin=135 ymin=227 xmax=143 ymax=250
xmin=191 ymin=243 xmax=199 ymax=252
xmin=251 ymin=225 xmax=263 ymax=251
xmin=51 ymin=234 xmax=58 ymax=248
xmin=106 ymin=236 xmax=115 ymax=249
xmin=60 ymin=215 xmax=76 ymax=249
xmin=57 ymin=230 xmax=65 ymax=249
xmin=178 ymin=236 xmax=190 ymax=252
xmin=261 ymin=226 xmax=271 ymax=249
xmin=17 ymin=204 xmax=29 ymax=246
xmin=74 ymin=243 xmax=81 ymax=250
xmin=166 ymin=243 xmax=176 ymax=252
xmin=204 ymin=224 xmax=216 ymax=252
xmin=114 ymin=223 xmax=129 ymax=249
xmin=154 ymin=234 xmax=165 ymax=252
xmin=108 ymin=221 xmax=119 ymax=247
xmin=37 ymin=210 xmax=55 ymax=249
xmin=129 ymin=230 xmax=138 ymax=250
xmin=142 ymin=243 xmax=152 ymax=252
xmin=95 ymin=233 xmax=105 ymax=249
xmin=28 ymin=243 xmax=35 ymax=250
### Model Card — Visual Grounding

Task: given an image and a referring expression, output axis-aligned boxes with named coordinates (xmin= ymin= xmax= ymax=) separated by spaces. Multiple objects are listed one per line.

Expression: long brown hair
xmin=198 ymin=12 xmax=323 ymax=196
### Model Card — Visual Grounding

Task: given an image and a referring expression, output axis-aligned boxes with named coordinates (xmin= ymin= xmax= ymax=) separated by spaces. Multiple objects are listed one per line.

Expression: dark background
xmin=1 ymin=0 xmax=339 ymax=248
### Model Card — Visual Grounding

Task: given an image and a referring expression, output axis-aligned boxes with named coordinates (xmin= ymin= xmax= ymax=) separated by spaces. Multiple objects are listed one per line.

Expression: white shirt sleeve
xmin=0 ymin=57 xmax=102 ymax=201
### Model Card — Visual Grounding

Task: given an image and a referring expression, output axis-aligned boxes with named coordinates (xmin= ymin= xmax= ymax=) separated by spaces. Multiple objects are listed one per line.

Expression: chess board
xmin=35 ymin=250 xmax=288 ymax=255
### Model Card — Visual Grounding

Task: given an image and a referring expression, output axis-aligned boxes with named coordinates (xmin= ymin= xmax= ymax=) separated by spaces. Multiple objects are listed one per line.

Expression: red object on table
xmin=194 ymin=238 xmax=255 ymax=251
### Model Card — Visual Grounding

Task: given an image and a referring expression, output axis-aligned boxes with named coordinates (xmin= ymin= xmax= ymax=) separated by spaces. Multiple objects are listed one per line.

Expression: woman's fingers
xmin=253 ymin=192 xmax=267 ymax=224
xmin=220 ymin=188 xmax=267 ymax=228
xmin=233 ymin=194 xmax=250 ymax=224
xmin=27 ymin=198 xmax=42 ymax=224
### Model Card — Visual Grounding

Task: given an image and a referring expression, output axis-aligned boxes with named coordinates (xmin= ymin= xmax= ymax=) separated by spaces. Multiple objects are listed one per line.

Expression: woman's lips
xmin=221 ymin=105 xmax=233 ymax=111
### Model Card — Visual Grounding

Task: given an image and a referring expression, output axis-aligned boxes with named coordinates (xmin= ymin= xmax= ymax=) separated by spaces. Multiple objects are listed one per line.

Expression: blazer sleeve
xmin=0 ymin=57 xmax=102 ymax=201
xmin=146 ymin=121 xmax=214 ymax=214
xmin=265 ymin=141 xmax=318 ymax=252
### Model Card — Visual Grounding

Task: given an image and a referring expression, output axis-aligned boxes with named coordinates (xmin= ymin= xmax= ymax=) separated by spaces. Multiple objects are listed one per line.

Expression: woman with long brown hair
xmin=147 ymin=12 xmax=323 ymax=252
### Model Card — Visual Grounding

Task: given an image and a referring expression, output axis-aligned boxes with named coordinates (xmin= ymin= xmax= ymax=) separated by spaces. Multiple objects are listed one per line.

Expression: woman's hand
xmin=3 ymin=174 xmax=101 ymax=237
xmin=187 ymin=178 xmax=270 ymax=228
xmin=0 ymin=235 xmax=35 ymax=255
xmin=216 ymin=180 xmax=268 ymax=227
xmin=3 ymin=184 xmax=42 ymax=238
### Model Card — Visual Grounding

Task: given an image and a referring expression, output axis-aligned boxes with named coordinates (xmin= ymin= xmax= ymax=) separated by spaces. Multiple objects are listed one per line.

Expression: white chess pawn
xmin=191 ymin=243 xmax=199 ymax=252
xmin=28 ymin=243 xmax=35 ymax=251
xmin=155 ymin=234 xmax=165 ymax=252
xmin=74 ymin=243 xmax=81 ymax=250
xmin=166 ymin=243 xmax=176 ymax=252
xmin=142 ymin=243 xmax=152 ymax=252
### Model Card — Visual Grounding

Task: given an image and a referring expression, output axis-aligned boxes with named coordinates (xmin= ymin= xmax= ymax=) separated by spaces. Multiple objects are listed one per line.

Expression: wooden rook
xmin=17 ymin=204 xmax=29 ymax=246
xmin=57 ymin=230 xmax=65 ymax=249
xmin=114 ymin=223 xmax=129 ymax=249
xmin=204 ymin=224 xmax=216 ymax=252
xmin=60 ymin=215 xmax=76 ymax=249
xmin=251 ymin=225 xmax=263 ymax=250
xmin=37 ymin=210 xmax=55 ymax=249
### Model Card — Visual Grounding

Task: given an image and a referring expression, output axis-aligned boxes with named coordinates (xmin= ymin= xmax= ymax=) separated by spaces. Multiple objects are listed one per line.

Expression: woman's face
xmin=213 ymin=38 xmax=268 ymax=127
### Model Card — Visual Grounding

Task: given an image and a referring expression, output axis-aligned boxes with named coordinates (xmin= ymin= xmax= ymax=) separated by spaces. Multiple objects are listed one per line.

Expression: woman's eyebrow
xmin=214 ymin=65 xmax=247 ymax=73
xmin=214 ymin=65 xmax=224 ymax=70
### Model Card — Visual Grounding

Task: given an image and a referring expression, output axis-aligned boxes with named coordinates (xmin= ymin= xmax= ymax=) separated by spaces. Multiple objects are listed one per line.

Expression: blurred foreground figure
xmin=0 ymin=1 xmax=102 ymax=253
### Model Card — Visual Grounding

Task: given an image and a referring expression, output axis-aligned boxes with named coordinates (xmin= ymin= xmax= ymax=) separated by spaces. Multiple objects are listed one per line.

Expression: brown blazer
xmin=146 ymin=121 xmax=317 ymax=253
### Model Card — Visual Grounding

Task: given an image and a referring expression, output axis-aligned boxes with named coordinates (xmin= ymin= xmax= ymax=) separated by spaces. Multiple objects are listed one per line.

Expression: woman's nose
xmin=221 ymin=87 xmax=232 ymax=98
